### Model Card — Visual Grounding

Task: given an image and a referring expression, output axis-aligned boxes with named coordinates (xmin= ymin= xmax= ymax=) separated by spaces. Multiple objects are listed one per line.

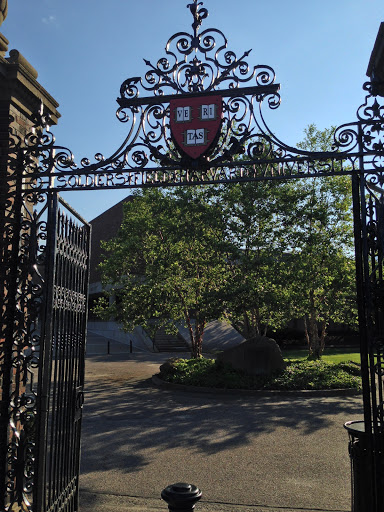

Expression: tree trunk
xmin=186 ymin=314 xmax=204 ymax=358
xmin=242 ymin=309 xmax=260 ymax=339
xmin=191 ymin=318 xmax=205 ymax=358
xmin=319 ymin=319 xmax=327 ymax=354
xmin=178 ymin=287 xmax=204 ymax=359
xmin=195 ymin=326 xmax=204 ymax=358
xmin=242 ymin=311 xmax=252 ymax=339
xmin=304 ymin=310 xmax=325 ymax=359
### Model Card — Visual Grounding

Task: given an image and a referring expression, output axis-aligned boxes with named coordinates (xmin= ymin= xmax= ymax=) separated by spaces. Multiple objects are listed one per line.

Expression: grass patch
xmin=158 ymin=357 xmax=362 ymax=391
xmin=282 ymin=348 xmax=361 ymax=364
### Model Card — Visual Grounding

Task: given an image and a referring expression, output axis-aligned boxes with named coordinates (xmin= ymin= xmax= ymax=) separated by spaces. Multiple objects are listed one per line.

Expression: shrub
xmin=158 ymin=358 xmax=362 ymax=391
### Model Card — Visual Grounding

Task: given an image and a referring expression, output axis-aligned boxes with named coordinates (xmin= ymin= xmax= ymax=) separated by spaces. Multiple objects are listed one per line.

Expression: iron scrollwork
xmin=118 ymin=2 xmax=276 ymax=98
xmin=10 ymin=0 xmax=369 ymax=195
xmin=1 ymin=134 xmax=47 ymax=511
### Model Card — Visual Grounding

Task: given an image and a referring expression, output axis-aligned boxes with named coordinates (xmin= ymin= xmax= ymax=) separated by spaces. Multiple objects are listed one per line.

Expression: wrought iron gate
xmin=351 ymin=172 xmax=384 ymax=510
xmin=36 ymin=195 xmax=90 ymax=512
xmin=1 ymin=0 xmax=384 ymax=511
xmin=0 ymin=189 xmax=90 ymax=512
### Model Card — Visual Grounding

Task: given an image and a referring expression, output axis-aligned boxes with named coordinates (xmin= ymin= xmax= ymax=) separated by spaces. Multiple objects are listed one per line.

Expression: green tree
xmin=209 ymin=180 xmax=293 ymax=338
xmin=95 ymin=188 xmax=229 ymax=358
xmin=96 ymin=125 xmax=357 ymax=360
xmin=209 ymin=124 xmax=357 ymax=358
xmin=285 ymin=124 xmax=357 ymax=358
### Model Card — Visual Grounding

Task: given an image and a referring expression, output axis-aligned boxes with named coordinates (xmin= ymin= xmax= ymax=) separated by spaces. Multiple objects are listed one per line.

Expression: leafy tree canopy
xmin=96 ymin=124 xmax=357 ymax=360
xmin=95 ymin=187 xmax=230 ymax=358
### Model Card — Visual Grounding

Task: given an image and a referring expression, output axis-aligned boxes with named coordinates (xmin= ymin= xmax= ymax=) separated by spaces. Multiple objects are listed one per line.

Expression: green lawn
xmin=282 ymin=347 xmax=361 ymax=364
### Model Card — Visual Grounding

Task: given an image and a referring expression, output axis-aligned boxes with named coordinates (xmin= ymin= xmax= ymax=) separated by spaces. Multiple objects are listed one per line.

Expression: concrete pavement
xmin=79 ymin=352 xmax=362 ymax=512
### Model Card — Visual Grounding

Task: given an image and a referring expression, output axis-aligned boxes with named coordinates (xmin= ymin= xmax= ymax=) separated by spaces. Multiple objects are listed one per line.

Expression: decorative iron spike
xmin=188 ymin=0 xmax=208 ymax=41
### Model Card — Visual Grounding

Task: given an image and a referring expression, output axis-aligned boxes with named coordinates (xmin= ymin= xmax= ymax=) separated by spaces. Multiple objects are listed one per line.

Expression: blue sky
xmin=2 ymin=0 xmax=383 ymax=220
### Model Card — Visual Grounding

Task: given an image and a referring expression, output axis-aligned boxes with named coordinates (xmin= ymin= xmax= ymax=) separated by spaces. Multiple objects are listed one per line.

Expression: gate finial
xmin=187 ymin=0 xmax=208 ymax=47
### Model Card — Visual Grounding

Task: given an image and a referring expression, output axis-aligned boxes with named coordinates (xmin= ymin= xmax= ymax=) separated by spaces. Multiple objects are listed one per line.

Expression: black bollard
xmin=161 ymin=483 xmax=202 ymax=512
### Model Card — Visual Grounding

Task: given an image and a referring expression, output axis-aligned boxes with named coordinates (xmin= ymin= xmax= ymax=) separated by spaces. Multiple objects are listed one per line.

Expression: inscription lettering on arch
xmin=170 ymin=95 xmax=222 ymax=159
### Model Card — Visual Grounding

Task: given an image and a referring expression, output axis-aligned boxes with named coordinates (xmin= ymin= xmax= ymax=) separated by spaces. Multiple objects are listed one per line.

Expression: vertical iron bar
xmin=47 ymin=212 xmax=62 ymax=508
xmin=35 ymin=192 xmax=59 ymax=512
xmin=365 ymin=192 xmax=382 ymax=512
xmin=375 ymin=197 xmax=384 ymax=428
xmin=75 ymin=219 xmax=91 ymax=511
xmin=57 ymin=213 xmax=69 ymax=502
xmin=68 ymin=220 xmax=80 ymax=495
xmin=67 ymin=221 xmax=77 ymax=495
xmin=61 ymin=215 xmax=72 ymax=496
xmin=352 ymin=173 xmax=372 ymax=429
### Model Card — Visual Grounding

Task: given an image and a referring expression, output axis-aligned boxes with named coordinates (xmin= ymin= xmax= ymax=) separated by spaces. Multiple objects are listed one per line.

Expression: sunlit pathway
xmin=79 ymin=353 xmax=362 ymax=512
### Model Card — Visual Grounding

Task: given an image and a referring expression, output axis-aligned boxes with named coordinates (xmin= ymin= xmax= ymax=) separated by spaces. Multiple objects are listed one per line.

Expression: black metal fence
xmin=35 ymin=195 xmax=91 ymax=512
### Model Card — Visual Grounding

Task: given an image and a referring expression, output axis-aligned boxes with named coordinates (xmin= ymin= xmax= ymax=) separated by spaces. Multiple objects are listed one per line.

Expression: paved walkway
xmin=80 ymin=353 xmax=362 ymax=512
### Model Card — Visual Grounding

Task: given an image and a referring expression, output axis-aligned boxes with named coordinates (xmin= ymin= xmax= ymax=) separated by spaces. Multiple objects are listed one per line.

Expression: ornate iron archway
xmin=1 ymin=1 xmax=384 ymax=511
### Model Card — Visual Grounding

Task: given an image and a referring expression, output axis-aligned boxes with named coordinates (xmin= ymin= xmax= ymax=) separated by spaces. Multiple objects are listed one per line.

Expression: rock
xmin=217 ymin=335 xmax=286 ymax=376
xmin=159 ymin=358 xmax=182 ymax=375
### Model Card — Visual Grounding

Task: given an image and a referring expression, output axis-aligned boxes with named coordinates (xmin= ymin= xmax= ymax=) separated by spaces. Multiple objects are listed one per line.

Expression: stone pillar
xmin=0 ymin=27 xmax=61 ymax=230
xmin=0 ymin=34 xmax=60 ymax=173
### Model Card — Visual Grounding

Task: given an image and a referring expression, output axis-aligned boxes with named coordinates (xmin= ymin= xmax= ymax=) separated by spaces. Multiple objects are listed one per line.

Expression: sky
xmin=2 ymin=0 xmax=384 ymax=221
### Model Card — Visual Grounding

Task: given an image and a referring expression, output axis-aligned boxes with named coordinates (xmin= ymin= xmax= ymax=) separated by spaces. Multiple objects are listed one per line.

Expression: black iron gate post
xmin=345 ymin=75 xmax=384 ymax=511
xmin=349 ymin=169 xmax=378 ymax=511
xmin=1 ymin=1 xmax=384 ymax=511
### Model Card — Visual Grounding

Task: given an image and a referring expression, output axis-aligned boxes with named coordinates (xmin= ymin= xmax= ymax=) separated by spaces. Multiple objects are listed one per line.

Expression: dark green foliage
xmin=96 ymin=125 xmax=358 ymax=360
xmin=210 ymin=180 xmax=294 ymax=338
xmin=158 ymin=357 xmax=362 ymax=391
xmin=95 ymin=188 xmax=230 ymax=358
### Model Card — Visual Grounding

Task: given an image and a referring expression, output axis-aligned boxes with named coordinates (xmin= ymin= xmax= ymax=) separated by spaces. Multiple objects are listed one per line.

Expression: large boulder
xmin=217 ymin=335 xmax=286 ymax=376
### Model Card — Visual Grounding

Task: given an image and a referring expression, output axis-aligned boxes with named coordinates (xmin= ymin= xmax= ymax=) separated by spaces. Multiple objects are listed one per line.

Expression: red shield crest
xmin=170 ymin=95 xmax=222 ymax=159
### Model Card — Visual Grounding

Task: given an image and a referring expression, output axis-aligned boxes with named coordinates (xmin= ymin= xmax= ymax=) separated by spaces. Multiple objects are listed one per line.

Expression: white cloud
xmin=42 ymin=15 xmax=56 ymax=25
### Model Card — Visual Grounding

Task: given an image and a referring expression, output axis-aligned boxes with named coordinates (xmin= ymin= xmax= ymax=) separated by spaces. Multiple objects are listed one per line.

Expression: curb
xmin=152 ymin=374 xmax=362 ymax=397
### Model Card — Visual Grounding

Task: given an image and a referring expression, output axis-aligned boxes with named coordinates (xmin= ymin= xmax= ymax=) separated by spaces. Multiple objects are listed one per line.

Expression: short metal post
xmin=130 ymin=339 xmax=133 ymax=353
xmin=161 ymin=483 xmax=202 ymax=512
xmin=107 ymin=340 xmax=110 ymax=355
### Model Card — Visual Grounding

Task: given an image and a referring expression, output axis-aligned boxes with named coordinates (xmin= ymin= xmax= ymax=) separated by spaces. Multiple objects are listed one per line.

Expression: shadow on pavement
xmin=81 ymin=367 xmax=362 ymax=475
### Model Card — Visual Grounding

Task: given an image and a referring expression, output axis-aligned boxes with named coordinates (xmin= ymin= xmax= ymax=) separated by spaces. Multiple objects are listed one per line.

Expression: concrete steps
xmin=153 ymin=328 xmax=189 ymax=352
